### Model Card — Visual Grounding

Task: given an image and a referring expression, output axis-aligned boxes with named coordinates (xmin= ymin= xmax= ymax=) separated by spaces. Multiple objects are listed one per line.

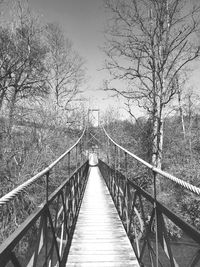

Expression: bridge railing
xmin=100 ymin=127 xmax=200 ymax=267
xmin=0 ymin=128 xmax=89 ymax=267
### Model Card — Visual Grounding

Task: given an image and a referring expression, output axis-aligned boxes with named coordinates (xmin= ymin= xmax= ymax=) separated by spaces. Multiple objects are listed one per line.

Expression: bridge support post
xmin=114 ymin=145 xmax=117 ymax=204
xmin=45 ymin=171 xmax=49 ymax=204
xmin=80 ymin=141 xmax=83 ymax=163
xmin=76 ymin=145 xmax=78 ymax=170
xmin=124 ymin=152 xmax=129 ymax=232
xmin=153 ymin=170 xmax=159 ymax=267
xmin=107 ymin=138 xmax=110 ymax=164
xmin=116 ymin=147 xmax=120 ymax=210
xmin=68 ymin=152 xmax=70 ymax=177
xmin=45 ymin=171 xmax=50 ymax=267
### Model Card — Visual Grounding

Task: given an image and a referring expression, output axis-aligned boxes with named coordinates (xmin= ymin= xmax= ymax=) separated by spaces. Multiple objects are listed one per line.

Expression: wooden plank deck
xmin=66 ymin=155 xmax=139 ymax=267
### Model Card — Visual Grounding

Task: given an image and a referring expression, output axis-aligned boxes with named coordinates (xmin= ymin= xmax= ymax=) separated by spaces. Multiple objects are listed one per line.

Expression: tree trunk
xmin=152 ymin=117 xmax=163 ymax=169
xmin=151 ymin=97 xmax=163 ymax=169
xmin=7 ymin=90 xmax=17 ymax=137
xmin=178 ymin=90 xmax=186 ymax=140
xmin=0 ymin=89 xmax=7 ymax=112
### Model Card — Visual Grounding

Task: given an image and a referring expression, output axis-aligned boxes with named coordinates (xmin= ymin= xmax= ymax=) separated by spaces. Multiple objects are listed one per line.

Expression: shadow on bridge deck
xmin=65 ymin=154 xmax=139 ymax=267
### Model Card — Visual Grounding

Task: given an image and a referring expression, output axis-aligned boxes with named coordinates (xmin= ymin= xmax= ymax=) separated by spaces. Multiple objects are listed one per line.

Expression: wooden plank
xmin=68 ymin=254 xmax=137 ymax=263
xmin=66 ymin=262 xmax=138 ymax=267
xmin=69 ymin=249 xmax=133 ymax=255
xmin=65 ymin=156 xmax=139 ymax=266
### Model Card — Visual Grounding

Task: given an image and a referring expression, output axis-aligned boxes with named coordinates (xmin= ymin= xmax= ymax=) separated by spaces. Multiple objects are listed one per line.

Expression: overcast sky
xmin=27 ymin=0 xmax=124 ymax=114
xmin=29 ymin=0 xmax=105 ymax=70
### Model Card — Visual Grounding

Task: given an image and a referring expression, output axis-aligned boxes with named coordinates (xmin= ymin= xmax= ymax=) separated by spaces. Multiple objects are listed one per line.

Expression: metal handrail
xmin=0 ymin=160 xmax=89 ymax=266
xmin=0 ymin=127 xmax=86 ymax=206
xmin=103 ymin=126 xmax=200 ymax=195
xmin=98 ymin=160 xmax=200 ymax=266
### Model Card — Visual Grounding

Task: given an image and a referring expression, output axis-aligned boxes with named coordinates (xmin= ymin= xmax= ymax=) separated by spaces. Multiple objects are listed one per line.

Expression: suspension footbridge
xmin=0 ymin=127 xmax=200 ymax=267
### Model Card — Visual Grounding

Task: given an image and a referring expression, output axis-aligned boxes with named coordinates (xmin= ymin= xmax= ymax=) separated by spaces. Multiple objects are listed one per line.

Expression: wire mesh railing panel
xmin=0 ymin=161 xmax=89 ymax=267
xmin=99 ymin=160 xmax=200 ymax=267
xmin=0 ymin=129 xmax=86 ymax=246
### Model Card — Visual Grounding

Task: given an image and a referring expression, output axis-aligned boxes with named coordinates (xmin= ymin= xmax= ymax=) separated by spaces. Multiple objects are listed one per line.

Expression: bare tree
xmin=0 ymin=27 xmax=16 ymax=110
xmin=103 ymin=0 xmax=200 ymax=168
xmin=0 ymin=3 xmax=49 ymax=135
xmin=46 ymin=23 xmax=85 ymax=109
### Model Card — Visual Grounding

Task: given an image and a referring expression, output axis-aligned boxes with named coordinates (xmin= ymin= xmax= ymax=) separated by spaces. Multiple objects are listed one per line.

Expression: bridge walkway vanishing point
xmin=66 ymin=154 xmax=139 ymax=267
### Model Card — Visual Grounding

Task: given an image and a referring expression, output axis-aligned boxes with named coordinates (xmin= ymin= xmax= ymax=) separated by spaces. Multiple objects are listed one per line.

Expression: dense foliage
xmin=0 ymin=1 xmax=86 ymax=245
xmin=103 ymin=111 xmax=200 ymax=238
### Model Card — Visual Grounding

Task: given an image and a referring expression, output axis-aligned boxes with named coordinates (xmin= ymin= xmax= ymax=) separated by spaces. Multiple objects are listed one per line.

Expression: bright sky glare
xmin=26 ymin=0 xmax=142 ymax=119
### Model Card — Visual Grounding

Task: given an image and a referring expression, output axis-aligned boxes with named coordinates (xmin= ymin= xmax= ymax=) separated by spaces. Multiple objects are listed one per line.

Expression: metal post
xmin=97 ymin=109 xmax=100 ymax=127
xmin=125 ymin=152 xmax=129 ymax=231
xmin=46 ymin=171 xmax=49 ymax=204
xmin=153 ymin=170 xmax=159 ymax=267
xmin=125 ymin=152 xmax=128 ymax=178
xmin=45 ymin=171 xmax=49 ymax=267
xmin=117 ymin=147 xmax=119 ymax=171
xmin=116 ymin=146 xmax=119 ymax=208
xmin=68 ymin=152 xmax=70 ymax=177
xmin=83 ymin=135 xmax=85 ymax=161
xmin=76 ymin=145 xmax=78 ymax=170
xmin=81 ymin=141 xmax=83 ymax=163
xmin=114 ymin=145 xmax=117 ymax=173
xmin=107 ymin=138 xmax=110 ymax=164
xmin=114 ymin=145 xmax=117 ymax=199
